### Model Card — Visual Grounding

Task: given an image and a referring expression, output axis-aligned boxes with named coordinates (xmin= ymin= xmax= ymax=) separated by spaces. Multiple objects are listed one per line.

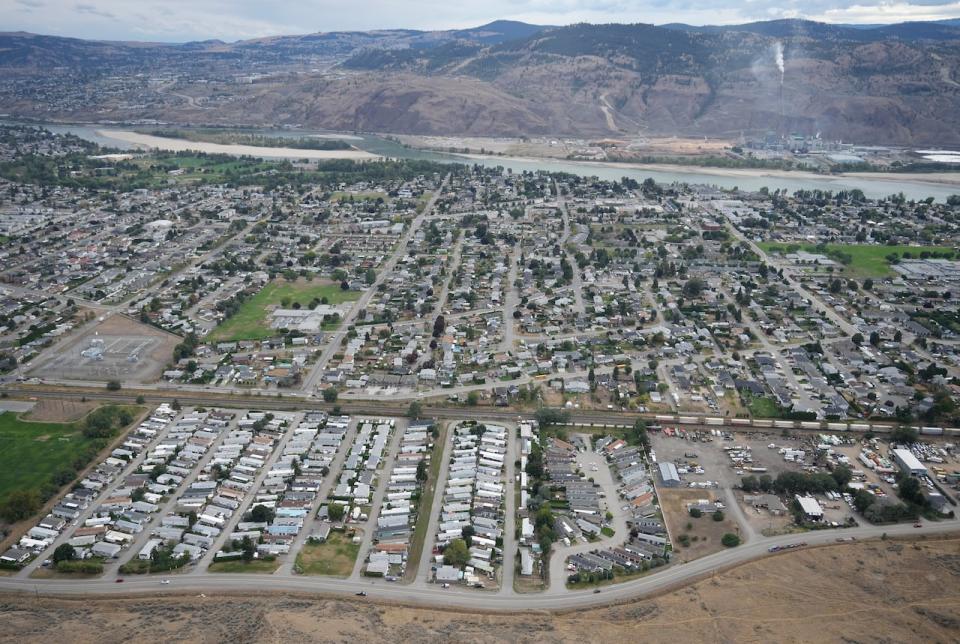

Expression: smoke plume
xmin=774 ymin=41 xmax=785 ymax=83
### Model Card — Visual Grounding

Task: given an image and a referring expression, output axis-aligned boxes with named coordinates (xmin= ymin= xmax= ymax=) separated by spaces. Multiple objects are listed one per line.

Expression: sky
xmin=4 ymin=0 xmax=960 ymax=42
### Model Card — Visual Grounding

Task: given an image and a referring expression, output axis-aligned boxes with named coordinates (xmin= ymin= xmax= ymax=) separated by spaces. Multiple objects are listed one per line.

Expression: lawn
xmin=0 ymin=411 xmax=102 ymax=504
xmin=207 ymin=557 xmax=279 ymax=574
xmin=208 ymin=279 xmax=359 ymax=342
xmin=746 ymin=395 xmax=781 ymax=419
xmin=294 ymin=532 xmax=360 ymax=577
xmin=759 ymin=243 xmax=954 ymax=277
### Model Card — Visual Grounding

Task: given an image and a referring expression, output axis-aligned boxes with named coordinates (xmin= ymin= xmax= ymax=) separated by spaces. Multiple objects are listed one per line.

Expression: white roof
xmin=795 ymin=495 xmax=823 ymax=517
xmin=892 ymin=448 xmax=926 ymax=473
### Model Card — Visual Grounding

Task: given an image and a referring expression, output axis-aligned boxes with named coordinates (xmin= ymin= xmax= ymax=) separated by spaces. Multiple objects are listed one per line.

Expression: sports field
xmin=209 ymin=279 xmax=359 ymax=342
xmin=759 ymin=243 xmax=954 ymax=277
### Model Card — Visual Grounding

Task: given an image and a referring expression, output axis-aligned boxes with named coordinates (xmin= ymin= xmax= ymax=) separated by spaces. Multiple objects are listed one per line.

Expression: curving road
xmin=2 ymin=519 xmax=956 ymax=611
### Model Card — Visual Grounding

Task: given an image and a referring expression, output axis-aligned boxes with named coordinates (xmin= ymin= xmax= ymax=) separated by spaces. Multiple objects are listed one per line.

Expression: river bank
xmin=95 ymin=130 xmax=381 ymax=161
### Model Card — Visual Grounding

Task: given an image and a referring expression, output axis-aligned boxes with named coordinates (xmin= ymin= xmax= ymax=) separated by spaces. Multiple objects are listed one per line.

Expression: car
xmin=354 ymin=591 xmax=367 ymax=597
xmin=914 ymin=523 xmax=923 ymax=528
xmin=441 ymin=583 xmax=450 ymax=589
xmin=161 ymin=580 xmax=170 ymax=585
xmin=115 ymin=579 xmax=124 ymax=583
xmin=41 ymin=559 xmax=51 ymax=567
xmin=593 ymin=589 xmax=601 ymax=594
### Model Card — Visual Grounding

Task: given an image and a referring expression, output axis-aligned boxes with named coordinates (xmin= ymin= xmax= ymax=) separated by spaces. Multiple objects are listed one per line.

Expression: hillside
xmin=1 ymin=19 xmax=959 ymax=145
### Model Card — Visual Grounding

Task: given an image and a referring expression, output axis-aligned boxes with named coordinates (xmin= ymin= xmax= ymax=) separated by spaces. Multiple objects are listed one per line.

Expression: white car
xmin=161 ymin=580 xmax=170 ymax=585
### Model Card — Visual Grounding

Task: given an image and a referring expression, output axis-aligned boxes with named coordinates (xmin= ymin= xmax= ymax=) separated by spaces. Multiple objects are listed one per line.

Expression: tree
xmin=869 ymin=331 xmax=880 ymax=347
xmin=240 ymin=535 xmax=256 ymax=562
xmin=52 ymin=543 xmax=76 ymax=564
xmin=852 ymin=332 xmax=864 ymax=346
xmin=0 ymin=489 xmax=40 ymax=522
xmin=172 ymin=398 xmax=181 ymax=411
xmin=250 ymin=504 xmax=275 ymax=523
xmin=712 ymin=510 xmax=725 ymax=522
xmin=407 ymin=401 xmax=423 ymax=419
xmin=466 ymin=391 xmax=479 ymax=406
xmin=416 ymin=459 xmax=428 ymax=483
xmin=891 ymin=426 xmax=918 ymax=444
xmin=443 ymin=538 xmax=470 ymax=567
xmin=682 ymin=278 xmax=706 ymax=299
xmin=534 ymin=407 xmax=570 ymax=430
xmin=631 ymin=418 xmax=650 ymax=451
xmin=721 ymin=533 xmax=741 ymax=547
xmin=328 ymin=504 xmax=346 ymax=521
xmin=863 ymin=278 xmax=874 ymax=290
xmin=689 ymin=507 xmax=703 ymax=518
xmin=432 ymin=315 xmax=446 ymax=338
xmin=831 ymin=465 xmax=853 ymax=490
xmin=322 ymin=388 xmax=338 ymax=403
xmin=135 ymin=395 xmax=146 ymax=405
xmin=106 ymin=380 xmax=122 ymax=391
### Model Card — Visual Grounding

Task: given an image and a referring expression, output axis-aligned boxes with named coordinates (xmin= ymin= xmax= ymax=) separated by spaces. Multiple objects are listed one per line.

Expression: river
xmin=10 ymin=120 xmax=960 ymax=202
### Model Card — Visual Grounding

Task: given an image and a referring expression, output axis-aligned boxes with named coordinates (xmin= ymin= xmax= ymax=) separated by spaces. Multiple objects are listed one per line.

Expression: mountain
xmin=1 ymin=19 xmax=959 ymax=146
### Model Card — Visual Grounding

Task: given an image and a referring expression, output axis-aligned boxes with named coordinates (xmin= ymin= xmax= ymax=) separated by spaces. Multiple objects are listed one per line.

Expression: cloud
xmin=2 ymin=0 xmax=960 ymax=41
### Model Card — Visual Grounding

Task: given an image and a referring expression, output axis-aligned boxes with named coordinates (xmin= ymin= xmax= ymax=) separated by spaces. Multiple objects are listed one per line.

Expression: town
xmin=0 ymin=121 xmax=959 ymax=608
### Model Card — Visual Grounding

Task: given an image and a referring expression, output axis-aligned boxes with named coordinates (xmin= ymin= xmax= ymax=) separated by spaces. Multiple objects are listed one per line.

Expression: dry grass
xmin=294 ymin=532 xmax=360 ymax=578
xmin=659 ymin=488 xmax=743 ymax=563
xmin=1 ymin=537 xmax=958 ymax=643
xmin=23 ymin=399 xmax=100 ymax=423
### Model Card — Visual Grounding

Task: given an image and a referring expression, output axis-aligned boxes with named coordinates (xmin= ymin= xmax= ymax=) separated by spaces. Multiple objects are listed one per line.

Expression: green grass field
xmin=759 ymin=243 xmax=954 ymax=277
xmin=209 ymin=279 xmax=359 ymax=342
xmin=294 ymin=532 xmax=360 ymax=577
xmin=0 ymin=411 xmax=107 ymax=503
xmin=208 ymin=557 xmax=279 ymax=574
xmin=746 ymin=395 xmax=781 ymax=419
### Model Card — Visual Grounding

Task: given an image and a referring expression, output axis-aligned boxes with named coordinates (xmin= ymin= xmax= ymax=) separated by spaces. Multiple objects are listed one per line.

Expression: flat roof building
xmin=795 ymin=495 xmax=823 ymax=520
xmin=892 ymin=448 xmax=927 ymax=477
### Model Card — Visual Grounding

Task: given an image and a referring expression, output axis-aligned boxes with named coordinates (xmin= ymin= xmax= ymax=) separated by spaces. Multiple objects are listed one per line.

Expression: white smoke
xmin=774 ymin=41 xmax=785 ymax=83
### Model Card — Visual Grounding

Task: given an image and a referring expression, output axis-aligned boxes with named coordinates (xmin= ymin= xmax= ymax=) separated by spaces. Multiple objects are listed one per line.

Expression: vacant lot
xmin=0 ymin=412 xmax=93 ymax=504
xmin=0 ymin=405 xmax=143 ymax=508
xmin=209 ymin=279 xmax=359 ymax=342
xmin=29 ymin=314 xmax=180 ymax=384
xmin=658 ymin=488 xmax=743 ymax=563
xmin=208 ymin=558 xmax=280 ymax=574
xmin=759 ymin=242 xmax=954 ymax=277
xmin=2 ymin=537 xmax=957 ymax=643
xmin=295 ymin=532 xmax=360 ymax=577
xmin=24 ymin=399 xmax=100 ymax=423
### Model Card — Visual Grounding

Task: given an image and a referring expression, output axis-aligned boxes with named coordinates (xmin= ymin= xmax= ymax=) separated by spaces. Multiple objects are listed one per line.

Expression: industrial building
xmin=657 ymin=462 xmax=681 ymax=487
xmin=892 ymin=448 xmax=928 ymax=477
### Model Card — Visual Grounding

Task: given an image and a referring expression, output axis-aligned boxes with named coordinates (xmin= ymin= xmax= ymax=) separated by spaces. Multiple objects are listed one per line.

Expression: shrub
xmin=688 ymin=507 xmax=703 ymax=518
xmin=721 ymin=533 xmax=741 ymax=548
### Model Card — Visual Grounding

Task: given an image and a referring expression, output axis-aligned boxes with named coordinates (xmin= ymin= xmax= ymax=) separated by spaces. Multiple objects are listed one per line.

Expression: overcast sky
xmin=5 ymin=0 xmax=960 ymax=42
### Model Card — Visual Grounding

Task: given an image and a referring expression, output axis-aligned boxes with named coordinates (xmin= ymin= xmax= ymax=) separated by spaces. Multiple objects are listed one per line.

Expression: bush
xmin=106 ymin=380 xmax=122 ymax=391
xmin=712 ymin=510 xmax=725 ymax=522
xmin=55 ymin=559 xmax=104 ymax=574
xmin=688 ymin=507 xmax=702 ymax=518
xmin=0 ymin=489 xmax=40 ymax=522
xmin=322 ymin=388 xmax=338 ymax=403
xmin=721 ymin=533 xmax=741 ymax=548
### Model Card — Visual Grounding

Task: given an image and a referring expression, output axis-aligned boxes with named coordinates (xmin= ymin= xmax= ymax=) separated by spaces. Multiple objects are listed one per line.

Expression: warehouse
xmin=892 ymin=448 xmax=927 ymax=477
xmin=795 ymin=495 xmax=823 ymax=521
xmin=657 ymin=462 xmax=681 ymax=487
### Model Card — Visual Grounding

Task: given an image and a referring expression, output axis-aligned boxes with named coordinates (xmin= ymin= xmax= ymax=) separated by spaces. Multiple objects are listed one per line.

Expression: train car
xmin=677 ymin=416 xmax=698 ymax=425
xmin=826 ymin=422 xmax=848 ymax=431
xmin=773 ymin=420 xmax=794 ymax=429
xmin=800 ymin=421 xmax=821 ymax=430
xmin=731 ymin=418 xmax=751 ymax=426
xmin=704 ymin=417 xmax=723 ymax=426
xmin=849 ymin=423 xmax=871 ymax=432
xmin=944 ymin=427 xmax=960 ymax=436
xmin=655 ymin=415 xmax=675 ymax=423
xmin=753 ymin=419 xmax=774 ymax=428
xmin=920 ymin=426 xmax=945 ymax=436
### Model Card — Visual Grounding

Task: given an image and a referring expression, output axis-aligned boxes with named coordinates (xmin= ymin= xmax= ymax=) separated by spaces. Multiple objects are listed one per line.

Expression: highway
xmin=1 ymin=519 xmax=956 ymax=611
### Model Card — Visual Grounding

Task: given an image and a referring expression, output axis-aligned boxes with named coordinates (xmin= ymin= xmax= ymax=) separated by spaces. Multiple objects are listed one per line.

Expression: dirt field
xmin=659 ymin=488 xmax=743 ymax=562
xmin=1 ymin=536 xmax=957 ymax=643
xmin=23 ymin=398 xmax=100 ymax=422
xmin=28 ymin=314 xmax=180 ymax=384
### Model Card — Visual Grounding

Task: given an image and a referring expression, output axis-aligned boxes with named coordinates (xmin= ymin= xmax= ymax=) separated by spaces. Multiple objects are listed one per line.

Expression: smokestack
xmin=774 ymin=41 xmax=785 ymax=138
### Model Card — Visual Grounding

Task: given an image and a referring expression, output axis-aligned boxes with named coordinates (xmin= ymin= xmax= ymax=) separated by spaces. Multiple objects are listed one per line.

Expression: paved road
xmin=4 ymin=519 xmax=956 ymax=611
xmin=499 ymin=422 xmax=518 ymax=594
xmin=556 ymin=184 xmax=586 ymax=316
